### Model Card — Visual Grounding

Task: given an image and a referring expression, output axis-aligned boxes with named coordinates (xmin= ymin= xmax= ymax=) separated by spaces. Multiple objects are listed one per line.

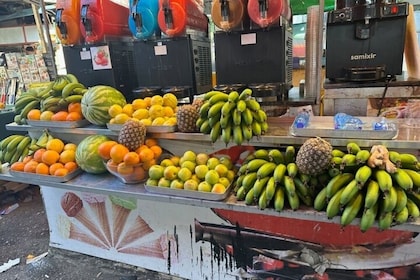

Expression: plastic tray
xmin=289 ymin=116 xmax=398 ymax=140
xmin=9 ymin=168 xmax=83 ymax=183
xmin=107 ymin=123 xmax=177 ymax=133
xmin=27 ymin=119 xmax=90 ymax=128
xmin=144 ymin=183 xmax=232 ymax=201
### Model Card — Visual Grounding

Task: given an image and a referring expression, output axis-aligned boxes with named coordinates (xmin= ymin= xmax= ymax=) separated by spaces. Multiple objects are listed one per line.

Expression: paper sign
xmin=241 ymin=33 xmax=257 ymax=45
xmin=90 ymin=46 xmax=112 ymax=70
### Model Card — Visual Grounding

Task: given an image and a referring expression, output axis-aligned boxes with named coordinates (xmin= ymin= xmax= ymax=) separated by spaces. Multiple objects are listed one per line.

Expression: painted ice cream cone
xmin=57 ymin=215 xmax=109 ymax=249
xmin=118 ymin=234 xmax=178 ymax=261
xmin=116 ymin=215 xmax=153 ymax=249
xmin=82 ymin=193 xmax=112 ymax=246
xmin=61 ymin=192 xmax=110 ymax=247
xmin=109 ymin=195 xmax=137 ymax=246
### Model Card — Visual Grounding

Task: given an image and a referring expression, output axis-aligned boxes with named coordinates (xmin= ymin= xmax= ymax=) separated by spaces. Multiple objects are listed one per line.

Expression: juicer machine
xmin=325 ymin=0 xmax=409 ymax=82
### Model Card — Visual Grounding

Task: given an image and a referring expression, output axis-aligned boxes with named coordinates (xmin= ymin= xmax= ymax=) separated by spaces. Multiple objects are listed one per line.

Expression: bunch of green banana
xmin=0 ymin=134 xmax=33 ymax=164
xmin=197 ymin=88 xmax=269 ymax=145
xmin=40 ymin=81 xmax=87 ymax=112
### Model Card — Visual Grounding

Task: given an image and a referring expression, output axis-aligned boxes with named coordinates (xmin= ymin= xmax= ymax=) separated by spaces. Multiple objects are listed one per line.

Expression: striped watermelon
xmin=81 ymin=85 xmax=127 ymax=126
xmin=75 ymin=135 xmax=110 ymax=174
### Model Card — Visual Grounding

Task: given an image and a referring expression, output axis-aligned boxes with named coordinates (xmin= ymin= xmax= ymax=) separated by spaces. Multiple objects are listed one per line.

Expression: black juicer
xmin=326 ymin=0 xmax=409 ymax=82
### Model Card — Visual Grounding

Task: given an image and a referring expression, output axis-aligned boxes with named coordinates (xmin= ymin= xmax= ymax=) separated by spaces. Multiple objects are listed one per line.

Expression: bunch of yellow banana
xmin=196 ymin=88 xmax=269 ymax=145
xmin=314 ymin=141 xmax=420 ymax=232
xmin=235 ymin=146 xmax=319 ymax=211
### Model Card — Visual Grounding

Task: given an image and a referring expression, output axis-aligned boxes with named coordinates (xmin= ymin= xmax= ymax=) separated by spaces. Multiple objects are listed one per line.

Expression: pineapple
xmin=118 ymin=119 xmax=146 ymax=151
xmin=176 ymin=104 xmax=200 ymax=133
xmin=295 ymin=137 xmax=332 ymax=176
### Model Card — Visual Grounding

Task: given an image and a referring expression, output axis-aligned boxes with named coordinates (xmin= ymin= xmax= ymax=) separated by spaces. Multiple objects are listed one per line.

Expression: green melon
xmin=81 ymin=85 xmax=127 ymax=126
xmin=75 ymin=135 xmax=110 ymax=174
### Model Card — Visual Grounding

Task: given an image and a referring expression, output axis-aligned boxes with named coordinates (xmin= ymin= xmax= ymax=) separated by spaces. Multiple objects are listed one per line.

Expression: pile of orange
xmin=98 ymin=138 xmax=163 ymax=182
xmin=10 ymin=138 xmax=78 ymax=177
xmin=27 ymin=102 xmax=83 ymax=122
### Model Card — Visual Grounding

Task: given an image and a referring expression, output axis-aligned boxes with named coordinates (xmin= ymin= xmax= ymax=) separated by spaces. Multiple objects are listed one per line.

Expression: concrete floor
xmin=0 ymin=185 xmax=184 ymax=280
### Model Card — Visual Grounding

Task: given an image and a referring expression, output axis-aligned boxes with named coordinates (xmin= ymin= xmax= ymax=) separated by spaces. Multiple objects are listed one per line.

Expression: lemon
xmin=162 ymin=93 xmax=178 ymax=109
xmin=40 ymin=110 xmax=54 ymax=121
xmin=139 ymin=118 xmax=152 ymax=126
xmin=163 ymin=106 xmax=175 ymax=117
xmin=114 ymin=113 xmax=130 ymax=124
xmin=149 ymin=104 xmax=164 ymax=119
xmin=150 ymin=95 xmax=164 ymax=106
xmin=122 ymin=104 xmax=134 ymax=117
xmin=152 ymin=117 xmax=166 ymax=126
xmin=163 ymin=117 xmax=177 ymax=126
xmin=108 ymin=104 xmax=123 ymax=118
xmin=132 ymin=108 xmax=149 ymax=120
xmin=132 ymin=98 xmax=148 ymax=110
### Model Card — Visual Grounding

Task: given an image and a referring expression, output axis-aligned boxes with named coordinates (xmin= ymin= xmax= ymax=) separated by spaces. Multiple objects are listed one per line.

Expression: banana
xmin=221 ymin=101 xmax=236 ymax=116
xmin=264 ymin=177 xmax=276 ymax=203
xmin=236 ymin=100 xmax=247 ymax=113
xmin=209 ymin=93 xmax=229 ymax=105
xmin=339 ymin=179 xmax=360 ymax=206
xmin=374 ymin=169 xmax=393 ymax=194
xmin=257 ymin=110 xmax=267 ymax=123
xmin=19 ymin=145 xmax=30 ymax=162
xmin=331 ymin=156 xmax=343 ymax=167
xmin=400 ymin=153 xmax=418 ymax=166
xmin=14 ymin=95 xmax=39 ymax=114
xmin=207 ymin=101 xmax=225 ymax=118
xmin=36 ymin=130 xmax=50 ymax=148
xmin=246 ymin=159 xmax=269 ymax=173
xmin=15 ymin=136 xmax=31 ymax=154
xmin=209 ymin=111 xmax=222 ymax=127
xmin=228 ymin=91 xmax=239 ymax=103
xmin=328 ymin=167 xmax=341 ymax=178
xmin=389 ymin=150 xmax=402 ymax=167
xmin=283 ymin=175 xmax=296 ymax=198
xmin=3 ymin=149 xmax=15 ymax=163
xmin=221 ymin=126 xmax=232 ymax=146
xmin=253 ymin=177 xmax=270 ymax=200
xmin=199 ymin=101 xmax=211 ymax=118
xmin=238 ymin=164 xmax=249 ymax=176
xmin=355 ymin=165 xmax=372 ymax=188
xmin=391 ymin=168 xmax=413 ymax=191
xmin=219 ymin=113 xmax=231 ymax=129
xmin=9 ymin=149 xmax=23 ymax=164
xmin=241 ymin=108 xmax=253 ymax=125
xmin=314 ymin=186 xmax=328 ymax=211
xmin=245 ymin=187 xmax=255 ymax=205
xmin=268 ymin=149 xmax=284 ymax=164
xmin=238 ymin=88 xmax=252 ymax=100
xmin=382 ymin=185 xmax=397 ymax=213
xmin=274 ymin=186 xmax=285 ymax=211
xmin=273 ymin=164 xmax=287 ymax=184
xmin=233 ymin=125 xmax=243 ymax=145
xmin=340 ymin=154 xmax=358 ymax=170
xmin=251 ymin=121 xmax=262 ymax=137
xmin=340 ymin=192 xmax=364 ymax=227
xmin=203 ymin=90 xmax=224 ymax=100
xmin=325 ymin=173 xmax=354 ymax=199
xmin=245 ymin=99 xmax=261 ymax=111
xmin=242 ymin=124 xmax=253 ymax=142
xmin=199 ymin=120 xmax=211 ymax=134
xmin=210 ymin=121 xmax=221 ymax=143
xmin=394 ymin=206 xmax=409 ymax=225
xmin=355 ymin=150 xmax=370 ymax=164
xmin=235 ymin=174 xmax=246 ymax=189
xmin=254 ymin=149 xmax=270 ymax=160
xmin=406 ymin=198 xmax=420 ymax=219
xmin=41 ymin=96 xmax=62 ymax=111
xmin=260 ymin=121 xmax=269 ymax=135
xmin=298 ymin=173 xmax=311 ymax=186
xmin=52 ymin=75 xmax=69 ymax=92
xmin=359 ymin=202 xmax=378 ymax=232
xmin=286 ymin=184 xmax=300 ymax=211
xmin=62 ymin=82 xmax=86 ymax=98
xmin=73 ymin=87 xmax=87 ymax=95
xmin=394 ymin=186 xmax=408 ymax=213
xmin=258 ymin=188 xmax=268 ymax=210
xmin=196 ymin=117 xmax=205 ymax=129
xmin=294 ymin=177 xmax=309 ymax=197
xmin=378 ymin=211 xmax=393 ymax=231
xmin=285 ymin=146 xmax=295 ymax=164
xmin=20 ymin=100 xmax=40 ymax=119
xmin=326 ymin=188 xmax=345 ymax=219
xmin=64 ymin=94 xmax=83 ymax=104
xmin=346 ymin=142 xmax=361 ymax=155
xmin=331 ymin=149 xmax=346 ymax=158
xmin=6 ymin=135 xmax=26 ymax=152
xmin=235 ymin=186 xmax=246 ymax=201
xmin=257 ymin=162 xmax=277 ymax=179
xmin=286 ymin=162 xmax=298 ymax=178
xmin=402 ymin=169 xmax=420 ymax=189
xmin=364 ymin=179 xmax=380 ymax=209
xmin=65 ymin=73 xmax=79 ymax=83
xmin=242 ymin=172 xmax=258 ymax=192
xmin=0 ymin=135 xmax=21 ymax=150
xmin=232 ymin=109 xmax=241 ymax=126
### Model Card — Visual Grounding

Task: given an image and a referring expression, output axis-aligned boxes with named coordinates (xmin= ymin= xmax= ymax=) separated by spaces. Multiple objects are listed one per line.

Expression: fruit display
xmin=81 ymin=85 xmax=127 ymax=126
xmin=13 ymin=73 xmax=86 ymax=124
xmin=146 ymin=150 xmax=236 ymax=195
xmin=75 ymin=135 xmax=112 ymax=174
xmin=195 ymin=89 xmax=269 ymax=145
xmin=108 ymin=93 xmax=178 ymax=127
xmin=235 ymin=138 xmax=420 ymax=232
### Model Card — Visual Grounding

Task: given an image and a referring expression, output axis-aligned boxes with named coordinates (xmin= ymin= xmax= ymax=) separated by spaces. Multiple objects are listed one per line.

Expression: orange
xmin=130 ymin=165 xmax=146 ymax=181
xmin=139 ymin=148 xmax=154 ymax=162
xmin=66 ymin=112 xmax=83 ymax=121
xmin=33 ymin=148 xmax=46 ymax=163
xmin=63 ymin=143 xmax=77 ymax=151
xmin=145 ymin=138 xmax=158 ymax=148
xmin=106 ymin=159 xmax=118 ymax=173
xmin=54 ymin=168 xmax=69 ymax=177
xmin=49 ymin=162 xmax=64 ymax=175
xmin=123 ymin=152 xmax=140 ymax=165
xmin=142 ymin=158 xmax=156 ymax=170
xmin=68 ymin=102 xmax=82 ymax=114
xmin=117 ymin=162 xmax=134 ymax=175
xmin=110 ymin=144 xmax=130 ymax=164
xmin=64 ymin=161 xmax=78 ymax=173
xmin=46 ymin=138 xmax=65 ymax=153
xmin=27 ymin=109 xmax=41 ymax=120
xmin=59 ymin=149 xmax=75 ymax=164
xmin=149 ymin=145 xmax=162 ymax=159
xmin=24 ymin=160 xmax=38 ymax=173
xmin=51 ymin=111 xmax=69 ymax=121
xmin=135 ymin=144 xmax=149 ymax=154
xmin=10 ymin=162 xmax=25 ymax=172
xmin=22 ymin=155 xmax=33 ymax=164
xmin=42 ymin=150 xmax=60 ymax=165
xmin=36 ymin=162 xmax=50 ymax=175
xmin=98 ymin=140 xmax=118 ymax=160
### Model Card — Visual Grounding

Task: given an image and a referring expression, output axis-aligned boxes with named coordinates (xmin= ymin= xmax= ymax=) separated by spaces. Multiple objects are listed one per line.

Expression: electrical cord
xmin=376 ymin=76 xmax=395 ymax=117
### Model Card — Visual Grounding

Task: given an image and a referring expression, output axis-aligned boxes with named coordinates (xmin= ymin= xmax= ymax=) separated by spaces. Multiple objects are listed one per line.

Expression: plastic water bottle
xmin=293 ymin=111 xmax=310 ymax=128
